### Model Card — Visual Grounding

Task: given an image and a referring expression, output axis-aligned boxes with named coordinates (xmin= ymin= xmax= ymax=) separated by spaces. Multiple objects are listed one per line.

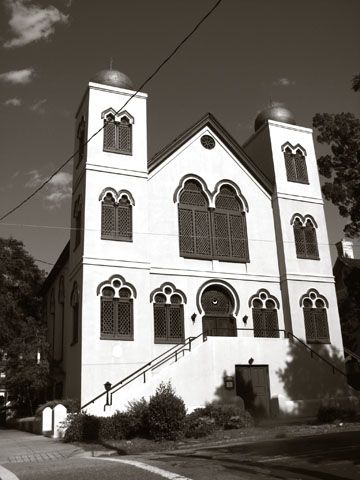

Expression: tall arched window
xmin=213 ymin=185 xmax=249 ymax=262
xmin=292 ymin=215 xmax=319 ymax=259
xmin=283 ymin=145 xmax=308 ymax=183
xmin=76 ymin=117 xmax=86 ymax=167
xmin=70 ymin=283 xmax=79 ymax=345
xmin=103 ymin=113 xmax=132 ymax=155
xmin=100 ymin=190 xmax=133 ymax=241
xmin=73 ymin=196 xmax=82 ymax=250
xmin=98 ymin=276 xmax=135 ymax=340
xmin=249 ymin=289 xmax=280 ymax=338
xmin=300 ymin=289 xmax=330 ymax=343
xmin=178 ymin=180 xmax=212 ymax=258
xmin=49 ymin=289 xmax=55 ymax=354
xmin=58 ymin=276 xmax=65 ymax=362
xmin=152 ymin=284 xmax=185 ymax=344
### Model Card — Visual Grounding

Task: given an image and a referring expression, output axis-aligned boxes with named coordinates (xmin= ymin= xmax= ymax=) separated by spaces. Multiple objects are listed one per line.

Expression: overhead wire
xmin=0 ymin=0 xmax=224 ymax=223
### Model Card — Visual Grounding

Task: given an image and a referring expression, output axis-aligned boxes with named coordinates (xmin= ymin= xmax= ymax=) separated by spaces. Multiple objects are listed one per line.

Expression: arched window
xmin=103 ymin=113 xmax=132 ymax=155
xmin=151 ymin=284 xmax=185 ymax=344
xmin=283 ymin=145 xmax=308 ymax=183
xmin=58 ymin=276 xmax=65 ymax=362
xmin=70 ymin=283 xmax=79 ymax=345
xmin=292 ymin=215 xmax=319 ymax=259
xmin=249 ymin=289 xmax=280 ymax=338
xmin=300 ymin=289 xmax=330 ymax=344
xmin=98 ymin=276 xmax=135 ymax=340
xmin=100 ymin=190 xmax=133 ymax=241
xmin=213 ymin=185 xmax=249 ymax=262
xmin=73 ymin=196 xmax=82 ymax=250
xmin=76 ymin=117 xmax=86 ymax=167
xmin=178 ymin=180 xmax=212 ymax=258
xmin=49 ymin=289 xmax=55 ymax=353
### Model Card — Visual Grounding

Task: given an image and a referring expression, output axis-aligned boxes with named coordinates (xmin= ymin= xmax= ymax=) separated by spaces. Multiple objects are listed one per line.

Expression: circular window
xmin=164 ymin=287 xmax=172 ymax=295
xmin=201 ymin=135 xmax=215 ymax=150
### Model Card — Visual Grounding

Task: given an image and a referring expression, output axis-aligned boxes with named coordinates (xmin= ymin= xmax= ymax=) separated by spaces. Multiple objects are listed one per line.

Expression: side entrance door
xmin=235 ymin=365 xmax=270 ymax=417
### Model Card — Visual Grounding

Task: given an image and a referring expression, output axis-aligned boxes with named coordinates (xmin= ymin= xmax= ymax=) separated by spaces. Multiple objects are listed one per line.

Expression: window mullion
xmin=114 ymin=298 xmax=118 ymax=338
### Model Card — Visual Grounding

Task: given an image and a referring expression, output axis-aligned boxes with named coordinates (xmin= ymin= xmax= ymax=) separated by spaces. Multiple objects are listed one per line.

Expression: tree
xmin=313 ymin=74 xmax=360 ymax=237
xmin=0 ymin=237 xmax=49 ymax=415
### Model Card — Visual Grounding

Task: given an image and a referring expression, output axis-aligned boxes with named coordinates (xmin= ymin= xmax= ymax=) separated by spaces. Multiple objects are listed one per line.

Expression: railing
xmin=81 ymin=327 xmax=347 ymax=411
xmin=344 ymin=347 xmax=360 ymax=363
xmin=81 ymin=331 xmax=207 ymax=411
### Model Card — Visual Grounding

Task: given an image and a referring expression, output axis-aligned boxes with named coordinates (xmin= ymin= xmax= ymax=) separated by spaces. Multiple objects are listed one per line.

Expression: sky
xmin=0 ymin=0 xmax=359 ymax=272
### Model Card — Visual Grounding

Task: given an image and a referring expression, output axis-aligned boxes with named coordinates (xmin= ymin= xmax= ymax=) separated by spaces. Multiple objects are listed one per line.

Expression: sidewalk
xmin=0 ymin=428 xmax=84 ymax=464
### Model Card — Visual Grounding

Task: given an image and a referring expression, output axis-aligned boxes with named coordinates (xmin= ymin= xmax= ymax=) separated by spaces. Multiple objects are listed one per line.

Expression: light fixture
xmin=248 ymin=357 xmax=254 ymax=365
xmin=242 ymin=315 xmax=248 ymax=325
xmin=104 ymin=381 xmax=112 ymax=408
xmin=191 ymin=313 xmax=197 ymax=324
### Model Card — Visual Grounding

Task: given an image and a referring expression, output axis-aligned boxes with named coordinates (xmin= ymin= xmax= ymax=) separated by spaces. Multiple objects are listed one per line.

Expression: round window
xmin=201 ymin=135 xmax=215 ymax=150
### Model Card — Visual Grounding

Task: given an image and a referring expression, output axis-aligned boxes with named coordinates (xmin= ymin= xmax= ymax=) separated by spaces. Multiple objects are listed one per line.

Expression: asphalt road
xmin=1 ymin=430 xmax=360 ymax=480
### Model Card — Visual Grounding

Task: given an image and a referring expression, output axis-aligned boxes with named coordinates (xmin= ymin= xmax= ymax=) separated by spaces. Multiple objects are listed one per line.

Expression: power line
xmin=0 ymin=0 xmax=224 ymax=223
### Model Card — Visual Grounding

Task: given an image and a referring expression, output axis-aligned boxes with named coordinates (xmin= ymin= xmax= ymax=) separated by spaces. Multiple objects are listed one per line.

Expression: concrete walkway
xmin=0 ymin=429 xmax=84 ymax=464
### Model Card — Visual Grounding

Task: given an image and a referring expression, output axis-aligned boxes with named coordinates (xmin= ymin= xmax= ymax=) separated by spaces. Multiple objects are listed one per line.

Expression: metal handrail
xmin=81 ymin=327 xmax=347 ymax=411
xmin=344 ymin=347 xmax=360 ymax=363
xmin=80 ymin=332 xmax=205 ymax=410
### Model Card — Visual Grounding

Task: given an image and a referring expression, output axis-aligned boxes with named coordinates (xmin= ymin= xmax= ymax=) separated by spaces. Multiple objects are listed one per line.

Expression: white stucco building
xmin=43 ymin=69 xmax=349 ymax=417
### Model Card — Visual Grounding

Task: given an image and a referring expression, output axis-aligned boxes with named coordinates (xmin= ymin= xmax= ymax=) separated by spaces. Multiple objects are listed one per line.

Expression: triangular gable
xmin=148 ymin=112 xmax=273 ymax=194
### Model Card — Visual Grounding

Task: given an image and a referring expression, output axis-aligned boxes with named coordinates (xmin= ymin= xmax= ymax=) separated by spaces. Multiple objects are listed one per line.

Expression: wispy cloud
xmin=3 ymin=0 xmax=69 ymax=48
xmin=273 ymin=77 xmax=295 ymax=87
xmin=0 ymin=68 xmax=35 ymax=84
xmin=30 ymin=98 xmax=47 ymax=114
xmin=4 ymin=97 xmax=22 ymax=107
xmin=25 ymin=170 xmax=72 ymax=208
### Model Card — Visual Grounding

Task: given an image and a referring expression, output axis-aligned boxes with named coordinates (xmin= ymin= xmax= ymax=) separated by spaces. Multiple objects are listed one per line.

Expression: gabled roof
xmin=148 ymin=112 xmax=273 ymax=194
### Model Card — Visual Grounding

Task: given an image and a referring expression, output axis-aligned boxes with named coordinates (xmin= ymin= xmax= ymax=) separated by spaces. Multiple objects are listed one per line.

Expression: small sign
xmin=224 ymin=376 xmax=234 ymax=390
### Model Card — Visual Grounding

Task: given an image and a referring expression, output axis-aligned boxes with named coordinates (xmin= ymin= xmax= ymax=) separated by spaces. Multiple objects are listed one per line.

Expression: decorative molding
xmin=299 ymin=288 xmax=329 ymax=308
xmin=248 ymin=288 xmax=280 ymax=309
xmin=281 ymin=141 xmax=307 ymax=156
xmin=173 ymin=174 xmax=212 ymax=204
xmin=96 ymin=274 xmax=137 ymax=298
xmin=290 ymin=213 xmax=318 ymax=228
xmin=98 ymin=187 xmax=135 ymax=205
xmin=213 ymin=179 xmax=249 ymax=212
xmin=150 ymin=282 xmax=187 ymax=304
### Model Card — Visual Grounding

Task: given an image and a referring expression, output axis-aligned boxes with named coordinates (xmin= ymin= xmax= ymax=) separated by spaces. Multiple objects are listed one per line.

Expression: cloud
xmin=30 ymin=98 xmax=47 ymax=114
xmin=0 ymin=68 xmax=35 ymax=84
xmin=273 ymin=77 xmax=295 ymax=87
xmin=25 ymin=170 xmax=72 ymax=208
xmin=4 ymin=97 xmax=22 ymax=107
xmin=3 ymin=0 xmax=69 ymax=48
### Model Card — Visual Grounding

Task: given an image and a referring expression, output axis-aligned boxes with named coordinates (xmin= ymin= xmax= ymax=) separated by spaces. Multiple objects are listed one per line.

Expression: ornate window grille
xmin=103 ymin=114 xmax=132 ymax=155
xmin=153 ymin=291 xmax=185 ymax=344
xmin=98 ymin=276 xmax=136 ymax=340
xmin=101 ymin=192 xmax=132 ymax=241
xmin=249 ymin=290 xmax=280 ymax=338
xmin=284 ymin=146 xmax=309 ymax=184
xmin=76 ymin=117 xmax=86 ymax=167
xmin=70 ymin=283 xmax=79 ymax=345
xmin=293 ymin=216 xmax=319 ymax=260
xmin=178 ymin=180 xmax=249 ymax=262
xmin=73 ymin=196 xmax=82 ymax=250
xmin=300 ymin=290 xmax=330 ymax=343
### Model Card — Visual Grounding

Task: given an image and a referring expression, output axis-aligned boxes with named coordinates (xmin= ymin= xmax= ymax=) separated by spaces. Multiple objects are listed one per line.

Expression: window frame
xmin=301 ymin=290 xmax=330 ymax=344
xmin=284 ymin=146 xmax=309 ymax=184
xmin=153 ymin=299 xmax=185 ymax=344
xmin=103 ymin=114 xmax=132 ymax=155
xmin=293 ymin=216 xmax=319 ymax=260
xmin=100 ymin=295 xmax=134 ymax=340
xmin=101 ymin=192 xmax=133 ymax=242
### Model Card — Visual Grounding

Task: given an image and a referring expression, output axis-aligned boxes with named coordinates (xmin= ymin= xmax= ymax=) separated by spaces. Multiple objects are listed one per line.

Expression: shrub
xmin=126 ymin=397 xmax=149 ymax=438
xmin=63 ymin=412 xmax=100 ymax=442
xmin=185 ymin=412 xmax=216 ymax=438
xmin=99 ymin=411 xmax=130 ymax=440
xmin=148 ymin=382 xmax=186 ymax=441
xmin=202 ymin=403 xmax=254 ymax=429
xmin=317 ymin=406 xmax=356 ymax=423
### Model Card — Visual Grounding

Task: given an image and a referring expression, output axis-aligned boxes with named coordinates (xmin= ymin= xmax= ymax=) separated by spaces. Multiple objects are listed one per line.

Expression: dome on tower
xmin=254 ymin=105 xmax=296 ymax=131
xmin=91 ymin=69 xmax=134 ymax=90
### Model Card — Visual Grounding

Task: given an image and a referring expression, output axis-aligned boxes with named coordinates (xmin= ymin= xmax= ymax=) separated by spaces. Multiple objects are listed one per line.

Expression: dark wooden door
xmin=201 ymin=286 xmax=237 ymax=336
xmin=235 ymin=365 xmax=270 ymax=417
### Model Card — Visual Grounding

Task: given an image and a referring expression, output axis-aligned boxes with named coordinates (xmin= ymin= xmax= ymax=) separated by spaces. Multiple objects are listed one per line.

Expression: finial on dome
xmin=91 ymin=68 xmax=134 ymax=90
xmin=254 ymin=104 xmax=296 ymax=131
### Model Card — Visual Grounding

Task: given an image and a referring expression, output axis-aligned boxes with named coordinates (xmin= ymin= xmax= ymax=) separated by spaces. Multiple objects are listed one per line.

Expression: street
xmin=0 ymin=429 xmax=360 ymax=480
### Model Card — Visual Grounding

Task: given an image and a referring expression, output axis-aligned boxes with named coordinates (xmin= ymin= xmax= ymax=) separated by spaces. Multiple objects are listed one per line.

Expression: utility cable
xmin=0 ymin=0 xmax=224 ymax=223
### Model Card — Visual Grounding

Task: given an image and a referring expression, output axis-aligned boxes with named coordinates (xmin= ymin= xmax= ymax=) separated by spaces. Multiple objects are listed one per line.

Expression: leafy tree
xmin=313 ymin=74 xmax=360 ymax=237
xmin=0 ymin=237 xmax=49 ymax=415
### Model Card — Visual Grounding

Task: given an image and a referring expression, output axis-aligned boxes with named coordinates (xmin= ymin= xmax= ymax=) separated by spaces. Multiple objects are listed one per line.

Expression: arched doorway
xmin=201 ymin=285 xmax=237 ymax=336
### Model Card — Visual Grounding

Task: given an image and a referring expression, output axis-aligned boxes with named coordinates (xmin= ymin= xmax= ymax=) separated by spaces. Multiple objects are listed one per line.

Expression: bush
xmin=148 ymin=382 xmax=186 ymax=441
xmin=99 ymin=411 xmax=130 ymax=440
xmin=201 ymin=403 xmax=254 ymax=429
xmin=317 ymin=406 xmax=356 ymax=423
xmin=126 ymin=397 xmax=149 ymax=438
xmin=184 ymin=412 xmax=216 ymax=438
xmin=63 ymin=412 xmax=100 ymax=442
